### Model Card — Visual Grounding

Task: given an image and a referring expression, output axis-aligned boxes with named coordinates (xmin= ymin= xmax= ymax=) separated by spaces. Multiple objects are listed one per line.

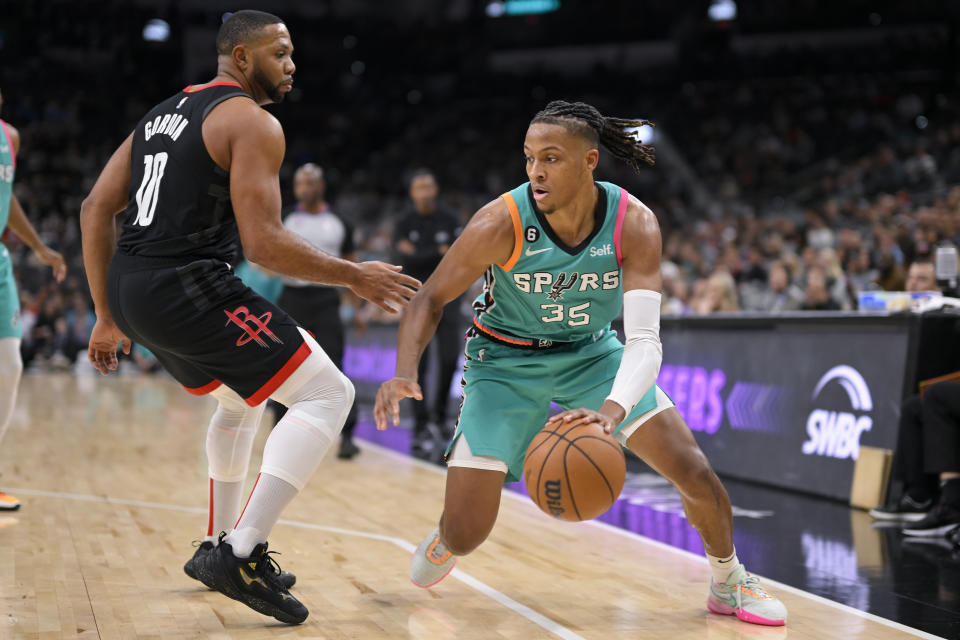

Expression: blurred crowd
xmin=2 ymin=2 xmax=959 ymax=369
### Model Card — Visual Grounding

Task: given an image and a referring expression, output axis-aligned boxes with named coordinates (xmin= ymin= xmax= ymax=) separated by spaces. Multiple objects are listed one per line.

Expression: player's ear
xmin=232 ymin=45 xmax=250 ymax=71
xmin=585 ymin=148 xmax=599 ymax=172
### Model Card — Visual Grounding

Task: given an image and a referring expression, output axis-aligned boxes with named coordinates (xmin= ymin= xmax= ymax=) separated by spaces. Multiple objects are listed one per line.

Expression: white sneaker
xmin=410 ymin=527 xmax=456 ymax=588
xmin=707 ymin=565 xmax=787 ymax=626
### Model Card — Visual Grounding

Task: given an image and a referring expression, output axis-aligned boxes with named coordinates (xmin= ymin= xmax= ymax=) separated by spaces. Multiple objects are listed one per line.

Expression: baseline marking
xmin=9 ymin=487 xmax=586 ymax=640
xmin=358 ymin=439 xmax=946 ymax=640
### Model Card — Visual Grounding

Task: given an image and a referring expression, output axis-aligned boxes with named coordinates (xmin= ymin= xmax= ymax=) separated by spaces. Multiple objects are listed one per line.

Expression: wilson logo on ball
xmin=544 ymin=479 xmax=565 ymax=517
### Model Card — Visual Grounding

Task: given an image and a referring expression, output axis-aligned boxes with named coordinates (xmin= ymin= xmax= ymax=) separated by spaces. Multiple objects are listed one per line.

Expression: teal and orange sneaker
xmin=0 ymin=492 xmax=20 ymax=511
xmin=707 ymin=566 xmax=786 ymax=626
xmin=410 ymin=528 xmax=456 ymax=588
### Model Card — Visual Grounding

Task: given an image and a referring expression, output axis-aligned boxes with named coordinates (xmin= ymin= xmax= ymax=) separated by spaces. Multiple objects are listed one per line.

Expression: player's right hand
xmin=374 ymin=377 xmax=423 ymax=430
xmin=349 ymin=261 xmax=421 ymax=313
xmin=88 ymin=318 xmax=132 ymax=376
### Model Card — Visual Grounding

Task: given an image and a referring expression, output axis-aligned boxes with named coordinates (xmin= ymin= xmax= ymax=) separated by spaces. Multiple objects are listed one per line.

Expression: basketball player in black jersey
xmin=80 ymin=11 xmax=419 ymax=625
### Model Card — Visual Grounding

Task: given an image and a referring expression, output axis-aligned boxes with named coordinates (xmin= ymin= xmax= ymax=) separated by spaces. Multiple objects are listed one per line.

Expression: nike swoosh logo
xmin=525 ymin=247 xmax=552 ymax=256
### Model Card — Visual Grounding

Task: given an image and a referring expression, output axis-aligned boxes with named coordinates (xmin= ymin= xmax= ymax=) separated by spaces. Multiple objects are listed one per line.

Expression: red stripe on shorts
xmin=244 ymin=341 xmax=312 ymax=407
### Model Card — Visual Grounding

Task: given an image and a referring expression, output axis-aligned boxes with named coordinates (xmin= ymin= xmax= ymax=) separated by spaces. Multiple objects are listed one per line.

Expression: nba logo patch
xmin=176 ymin=97 xmax=189 ymax=109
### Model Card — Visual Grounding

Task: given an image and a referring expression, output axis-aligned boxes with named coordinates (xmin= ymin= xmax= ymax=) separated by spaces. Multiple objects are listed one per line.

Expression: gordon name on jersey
xmin=143 ymin=110 xmax=190 ymax=143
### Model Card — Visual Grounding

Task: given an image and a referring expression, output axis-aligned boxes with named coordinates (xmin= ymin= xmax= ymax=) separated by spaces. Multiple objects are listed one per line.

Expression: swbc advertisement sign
xmin=657 ymin=325 xmax=910 ymax=500
xmin=346 ymin=322 xmax=911 ymax=501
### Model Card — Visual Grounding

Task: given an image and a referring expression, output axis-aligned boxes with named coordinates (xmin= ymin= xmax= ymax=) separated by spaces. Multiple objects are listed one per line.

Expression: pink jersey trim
xmin=0 ymin=120 xmax=16 ymax=171
xmin=613 ymin=187 xmax=628 ymax=266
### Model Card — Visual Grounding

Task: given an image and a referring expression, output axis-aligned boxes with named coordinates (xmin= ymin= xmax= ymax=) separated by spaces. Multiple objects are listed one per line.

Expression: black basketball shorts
xmin=107 ymin=253 xmax=311 ymax=405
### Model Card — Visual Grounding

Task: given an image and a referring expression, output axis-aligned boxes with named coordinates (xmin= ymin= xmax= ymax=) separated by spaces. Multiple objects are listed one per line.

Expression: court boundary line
xmin=358 ymin=438 xmax=947 ymax=640
xmin=8 ymin=487 xmax=585 ymax=640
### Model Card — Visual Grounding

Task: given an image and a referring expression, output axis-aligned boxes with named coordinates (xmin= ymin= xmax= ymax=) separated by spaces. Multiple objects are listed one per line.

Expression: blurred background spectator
xmin=2 ymin=0 xmax=960 ymax=373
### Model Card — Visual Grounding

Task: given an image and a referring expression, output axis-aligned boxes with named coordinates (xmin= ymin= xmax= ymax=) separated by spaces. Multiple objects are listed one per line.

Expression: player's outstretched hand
xmin=350 ymin=261 xmax=421 ymax=313
xmin=374 ymin=377 xmax=423 ymax=430
xmin=36 ymin=246 xmax=67 ymax=283
xmin=88 ymin=318 xmax=132 ymax=376
xmin=546 ymin=408 xmax=617 ymax=434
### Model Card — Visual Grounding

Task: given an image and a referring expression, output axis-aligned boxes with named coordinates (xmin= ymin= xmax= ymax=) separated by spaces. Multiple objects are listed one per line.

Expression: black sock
xmin=940 ymin=478 xmax=960 ymax=507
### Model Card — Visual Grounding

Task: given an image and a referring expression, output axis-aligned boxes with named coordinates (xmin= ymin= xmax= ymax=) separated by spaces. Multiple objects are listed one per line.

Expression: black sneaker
xmin=868 ymin=495 xmax=933 ymax=522
xmin=903 ymin=503 xmax=960 ymax=537
xmin=337 ymin=437 xmax=361 ymax=460
xmin=204 ymin=538 xmax=308 ymax=624
xmin=185 ymin=540 xmax=297 ymax=589
xmin=184 ymin=540 xmax=218 ymax=588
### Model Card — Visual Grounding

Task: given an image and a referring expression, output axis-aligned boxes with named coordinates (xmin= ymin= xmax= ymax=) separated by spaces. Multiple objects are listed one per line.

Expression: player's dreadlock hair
xmin=216 ymin=10 xmax=284 ymax=55
xmin=530 ymin=101 xmax=655 ymax=173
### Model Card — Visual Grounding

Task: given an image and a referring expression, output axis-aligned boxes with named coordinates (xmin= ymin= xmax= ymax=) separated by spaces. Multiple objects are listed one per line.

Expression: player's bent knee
xmin=677 ymin=455 xmax=722 ymax=499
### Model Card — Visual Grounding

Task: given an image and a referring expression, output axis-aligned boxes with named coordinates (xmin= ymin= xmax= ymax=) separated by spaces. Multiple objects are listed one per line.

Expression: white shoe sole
xmin=902 ymin=523 xmax=959 ymax=537
xmin=868 ymin=509 xmax=928 ymax=522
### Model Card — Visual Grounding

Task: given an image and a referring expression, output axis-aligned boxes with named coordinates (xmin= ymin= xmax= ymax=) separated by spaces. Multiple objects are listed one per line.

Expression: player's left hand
xmin=36 ymin=246 xmax=67 ymax=283
xmin=88 ymin=318 xmax=131 ymax=375
xmin=546 ymin=408 xmax=617 ymax=434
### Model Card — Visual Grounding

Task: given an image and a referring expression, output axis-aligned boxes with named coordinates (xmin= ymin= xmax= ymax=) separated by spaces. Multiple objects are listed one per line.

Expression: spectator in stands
xmin=692 ymin=270 xmax=739 ymax=314
xmin=904 ymin=259 xmax=938 ymax=292
xmin=752 ymin=261 xmax=803 ymax=312
xmin=800 ymin=266 xmax=841 ymax=311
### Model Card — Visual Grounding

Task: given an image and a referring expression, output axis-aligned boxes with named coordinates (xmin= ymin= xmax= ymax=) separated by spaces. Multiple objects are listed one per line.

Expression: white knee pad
xmin=0 ymin=338 xmax=23 ymax=441
xmin=206 ymin=384 xmax=265 ymax=483
xmin=259 ymin=330 xmax=356 ymax=490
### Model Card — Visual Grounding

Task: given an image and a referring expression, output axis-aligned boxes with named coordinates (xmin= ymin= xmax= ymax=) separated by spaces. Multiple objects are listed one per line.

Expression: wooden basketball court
xmin=0 ymin=373 xmax=940 ymax=639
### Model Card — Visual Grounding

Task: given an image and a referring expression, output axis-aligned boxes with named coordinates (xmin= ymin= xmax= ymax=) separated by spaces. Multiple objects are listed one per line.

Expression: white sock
xmin=205 ymin=386 xmax=264 ymax=542
xmin=224 ymin=334 xmax=354 ymax=558
xmin=0 ymin=338 xmax=23 ymax=446
xmin=707 ymin=549 xmax=741 ymax=584
xmin=225 ymin=473 xmax=298 ymax=557
xmin=206 ymin=478 xmax=246 ymax=543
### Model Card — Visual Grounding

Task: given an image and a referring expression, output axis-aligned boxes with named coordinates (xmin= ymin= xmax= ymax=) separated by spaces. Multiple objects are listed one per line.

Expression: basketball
xmin=523 ymin=421 xmax=626 ymax=522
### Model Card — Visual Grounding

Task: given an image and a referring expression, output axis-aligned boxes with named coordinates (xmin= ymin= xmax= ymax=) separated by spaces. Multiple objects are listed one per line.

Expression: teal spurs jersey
xmin=472 ymin=181 xmax=629 ymax=346
xmin=0 ymin=120 xmax=14 ymax=235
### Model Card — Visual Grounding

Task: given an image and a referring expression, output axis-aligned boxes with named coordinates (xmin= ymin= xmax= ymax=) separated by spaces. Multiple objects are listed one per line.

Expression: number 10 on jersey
xmin=540 ymin=302 xmax=591 ymax=326
xmin=133 ymin=152 xmax=168 ymax=227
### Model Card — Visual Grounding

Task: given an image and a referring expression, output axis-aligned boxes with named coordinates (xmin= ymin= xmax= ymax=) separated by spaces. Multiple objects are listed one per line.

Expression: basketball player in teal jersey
xmin=375 ymin=101 xmax=786 ymax=626
xmin=0 ymin=89 xmax=68 ymax=510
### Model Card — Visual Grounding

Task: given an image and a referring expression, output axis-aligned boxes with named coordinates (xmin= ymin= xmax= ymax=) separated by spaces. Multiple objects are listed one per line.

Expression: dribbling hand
xmin=88 ymin=318 xmax=132 ymax=375
xmin=374 ymin=377 xmax=423 ymax=430
xmin=350 ymin=261 xmax=421 ymax=314
xmin=546 ymin=408 xmax=618 ymax=434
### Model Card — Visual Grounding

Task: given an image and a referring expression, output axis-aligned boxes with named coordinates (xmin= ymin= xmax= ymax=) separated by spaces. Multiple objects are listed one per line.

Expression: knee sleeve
xmin=259 ymin=330 xmax=356 ymax=490
xmin=206 ymin=384 xmax=264 ymax=482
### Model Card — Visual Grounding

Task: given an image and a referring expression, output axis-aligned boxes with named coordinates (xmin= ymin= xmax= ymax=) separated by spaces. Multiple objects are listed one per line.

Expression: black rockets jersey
xmin=116 ymin=82 xmax=253 ymax=263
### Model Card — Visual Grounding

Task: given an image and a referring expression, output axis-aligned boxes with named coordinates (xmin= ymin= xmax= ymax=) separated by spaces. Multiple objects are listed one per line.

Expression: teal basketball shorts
xmin=446 ymin=328 xmax=674 ymax=482
xmin=0 ymin=251 xmax=21 ymax=340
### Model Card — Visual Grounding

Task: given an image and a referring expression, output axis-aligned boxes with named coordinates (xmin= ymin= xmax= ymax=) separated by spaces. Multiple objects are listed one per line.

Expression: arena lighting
xmin=486 ymin=0 xmax=560 ymax=18
xmin=708 ymin=0 xmax=737 ymax=22
xmin=142 ymin=18 xmax=170 ymax=43
xmin=625 ymin=123 xmax=655 ymax=145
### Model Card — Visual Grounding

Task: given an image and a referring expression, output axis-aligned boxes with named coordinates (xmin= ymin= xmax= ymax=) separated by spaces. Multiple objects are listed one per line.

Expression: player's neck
xmin=542 ymin=183 xmax=598 ymax=246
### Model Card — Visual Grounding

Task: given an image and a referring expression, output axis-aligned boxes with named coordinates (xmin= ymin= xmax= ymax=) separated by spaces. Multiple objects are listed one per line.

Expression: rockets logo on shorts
xmin=224 ymin=306 xmax=283 ymax=348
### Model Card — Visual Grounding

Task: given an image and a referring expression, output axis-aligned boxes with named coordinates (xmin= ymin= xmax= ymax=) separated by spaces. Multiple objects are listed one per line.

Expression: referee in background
xmin=393 ymin=169 xmax=462 ymax=458
xmin=276 ymin=163 xmax=360 ymax=459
